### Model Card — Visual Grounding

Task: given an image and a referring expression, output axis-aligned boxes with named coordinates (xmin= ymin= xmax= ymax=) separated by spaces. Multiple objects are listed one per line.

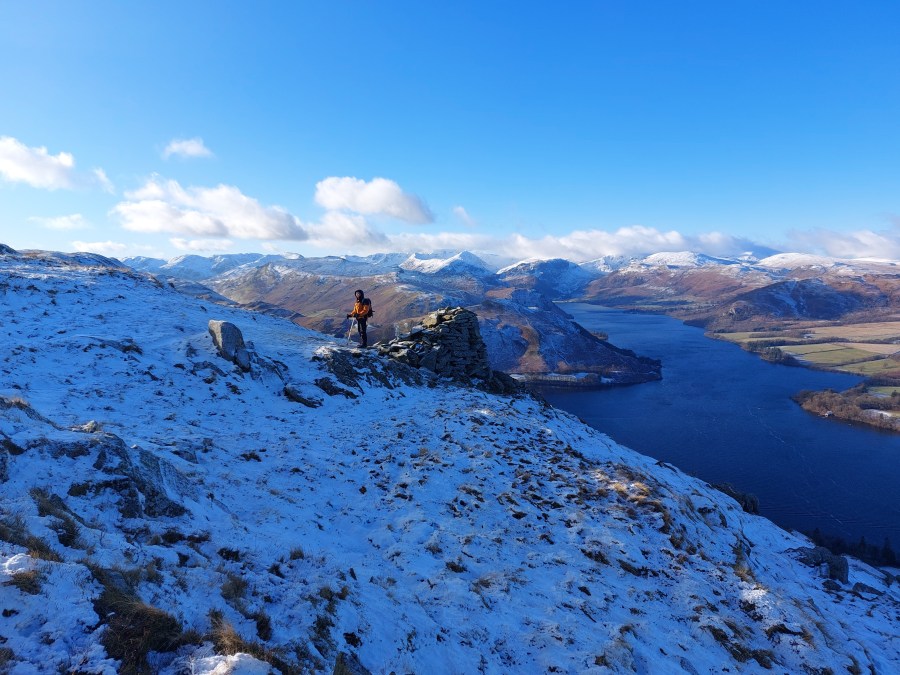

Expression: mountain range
xmin=1 ymin=244 xmax=897 ymax=673
xmin=127 ymin=249 xmax=900 ymax=377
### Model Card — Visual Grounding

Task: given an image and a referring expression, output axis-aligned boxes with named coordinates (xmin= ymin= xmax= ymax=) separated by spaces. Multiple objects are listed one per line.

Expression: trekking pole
xmin=346 ymin=317 xmax=357 ymax=344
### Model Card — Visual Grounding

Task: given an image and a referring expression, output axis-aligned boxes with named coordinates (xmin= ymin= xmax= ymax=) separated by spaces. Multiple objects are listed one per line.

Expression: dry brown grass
xmin=208 ymin=610 xmax=300 ymax=674
xmin=99 ymin=589 xmax=184 ymax=674
xmin=4 ymin=569 xmax=43 ymax=595
xmin=0 ymin=516 xmax=63 ymax=562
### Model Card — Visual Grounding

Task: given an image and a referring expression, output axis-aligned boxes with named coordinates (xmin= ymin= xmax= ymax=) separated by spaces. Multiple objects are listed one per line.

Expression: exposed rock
xmin=0 ymin=244 xmax=15 ymax=255
xmin=1 ymin=436 xmax=25 ymax=457
xmin=793 ymin=546 xmax=849 ymax=584
xmin=376 ymin=307 xmax=517 ymax=394
xmin=312 ymin=346 xmax=425 ymax=391
xmin=315 ymin=377 xmax=358 ymax=399
xmin=208 ymin=320 xmax=251 ymax=371
xmin=851 ymin=582 xmax=883 ymax=599
xmin=712 ymin=482 xmax=760 ymax=514
xmin=92 ymin=433 xmax=189 ymax=519
xmin=284 ymin=383 xmax=323 ymax=408
xmin=333 ymin=652 xmax=371 ymax=675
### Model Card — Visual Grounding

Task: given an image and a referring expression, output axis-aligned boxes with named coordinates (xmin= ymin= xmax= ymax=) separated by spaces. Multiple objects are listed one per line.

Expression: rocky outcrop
xmin=377 ymin=307 xmax=517 ymax=394
xmin=793 ymin=546 xmax=849 ymax=584
xmin=333 ymin=652 xmax=371 ymax=675
xmin=712 ymin=482 xmax=760 ymax=514
xmin=208 ymin=320 xmax=251 ymax=371
xmin=0 ymin=244 xmax=16 ymax=255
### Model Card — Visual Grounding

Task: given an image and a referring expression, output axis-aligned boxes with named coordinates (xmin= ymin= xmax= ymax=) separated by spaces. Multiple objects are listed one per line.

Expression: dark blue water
xmin=538 ymin=304 xmax=900 ymax=549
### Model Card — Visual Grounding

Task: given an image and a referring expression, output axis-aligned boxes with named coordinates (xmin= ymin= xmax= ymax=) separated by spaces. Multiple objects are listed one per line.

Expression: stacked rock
xmin=377 ymin=307 xmax=515 ymax=393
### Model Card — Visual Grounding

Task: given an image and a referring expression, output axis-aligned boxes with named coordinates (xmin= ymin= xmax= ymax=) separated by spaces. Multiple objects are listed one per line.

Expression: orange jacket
xmin=351 ymin=300 xmax=370 ymax=318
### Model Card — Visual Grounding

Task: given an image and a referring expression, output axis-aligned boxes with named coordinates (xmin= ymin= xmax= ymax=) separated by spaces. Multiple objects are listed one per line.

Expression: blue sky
xmin=2 ymin=1 xmax=900 ymax=261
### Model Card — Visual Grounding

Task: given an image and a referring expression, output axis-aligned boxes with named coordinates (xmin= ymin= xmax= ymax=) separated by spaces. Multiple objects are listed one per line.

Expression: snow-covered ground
xmin=1 ymin=249 xmax=897 ymax=673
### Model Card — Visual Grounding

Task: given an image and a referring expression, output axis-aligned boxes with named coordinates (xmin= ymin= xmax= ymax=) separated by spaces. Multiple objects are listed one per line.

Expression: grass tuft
xmin=4 ymin=569 xmax=43 ymax=595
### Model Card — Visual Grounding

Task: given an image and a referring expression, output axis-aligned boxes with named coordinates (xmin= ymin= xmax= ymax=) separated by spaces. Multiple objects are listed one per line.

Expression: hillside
xmin=1 ymin=247 xmax=898 ymax=673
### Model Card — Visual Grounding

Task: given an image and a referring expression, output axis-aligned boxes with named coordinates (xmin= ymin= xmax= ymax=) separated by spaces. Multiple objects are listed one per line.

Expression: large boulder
xmin=793 ymin=546 xmax=849 ymax=584
xmin=208 ymin=320 xmax=251 ymax=371
xmin=377 ymin=307 xmax=517 ymax=394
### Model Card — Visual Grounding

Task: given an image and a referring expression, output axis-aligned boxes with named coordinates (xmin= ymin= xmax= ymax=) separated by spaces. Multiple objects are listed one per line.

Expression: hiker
xmin=346 ymin=289 xmax=373 ymax=347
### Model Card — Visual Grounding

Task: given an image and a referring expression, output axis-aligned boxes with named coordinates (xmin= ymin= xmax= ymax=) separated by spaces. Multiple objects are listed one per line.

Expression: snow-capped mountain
xmin=641 ymin=251 xmax=747 ymax=269
xmin=399 ymin=251 xmax=495 ymax=276
xmin=1 ymin=246 xmax=898 ymax=673
xmin=497 ymin=258 xmax=595 ymax=297
xmin=129 ymin=253 xmax=278 ymax=281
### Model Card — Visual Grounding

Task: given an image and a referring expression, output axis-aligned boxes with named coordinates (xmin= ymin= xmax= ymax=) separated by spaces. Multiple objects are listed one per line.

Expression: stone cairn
xmin=376 ymin=307 xmax=516 ymax=394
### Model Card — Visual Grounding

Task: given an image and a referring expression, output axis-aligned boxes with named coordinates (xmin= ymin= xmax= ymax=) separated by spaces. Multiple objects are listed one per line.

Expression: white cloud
xmin=162 ymin=137 xmax=214 ymax=160
xmin=453 ymin=205 xmax=477 ymax=227
xmin=384 ymin=231 xmax=492 ymax=255
xmin=788 ymin=226 xmax=900 ymax=260
xmin=0 ymin=136 xmax=76 ymax=189
xmin=315 ymin=176 xmax=433 ymax=224
xmin=93 ymin=168 xmax=115 ymax=193
xmin=170 ymin=238 xmax=235 ymax=252
xmin=305 ymin=211 xmax=390 ymax=249
xmin=29 ymin=213 xmax=90 ymax=231
xmin=0 ymin=136 xmax=113 ymax=192
xmin=112 ymin=176 xmax=308 ymax=241
xmin=70 ymin=240 xmax=129 ymax=256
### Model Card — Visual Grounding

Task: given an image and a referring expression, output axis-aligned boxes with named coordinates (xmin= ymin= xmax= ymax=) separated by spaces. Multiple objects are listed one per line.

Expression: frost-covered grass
xmin=0 ymin=250 xmax=898 ymax=673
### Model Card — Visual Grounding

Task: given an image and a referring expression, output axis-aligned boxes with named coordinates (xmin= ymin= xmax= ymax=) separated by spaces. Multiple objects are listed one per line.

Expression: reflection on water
xmin=536 ymin=304 xmax=900 ymax=548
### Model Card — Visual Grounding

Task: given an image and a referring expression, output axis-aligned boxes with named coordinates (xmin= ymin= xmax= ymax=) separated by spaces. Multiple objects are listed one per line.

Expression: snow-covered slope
xmin=1 ymin=248 xmax=897 ymax=673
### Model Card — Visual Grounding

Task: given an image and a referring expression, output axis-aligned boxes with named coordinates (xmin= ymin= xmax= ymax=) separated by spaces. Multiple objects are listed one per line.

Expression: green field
xmin=781 ymin=345 xmax=875 ymax=365
xmin=837 ymin=359 xmax=900 ymax=376
xmin=714 ymin=322 xmax=900 ymax=378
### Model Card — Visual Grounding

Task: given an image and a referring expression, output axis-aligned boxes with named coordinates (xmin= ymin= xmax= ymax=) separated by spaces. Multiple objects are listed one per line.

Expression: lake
xmin=537 ymin=303 xmax=900 ymax=550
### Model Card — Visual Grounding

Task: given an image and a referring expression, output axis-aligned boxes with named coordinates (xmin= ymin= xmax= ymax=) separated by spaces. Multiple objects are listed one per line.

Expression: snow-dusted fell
xmin=1 ymin=248 xmax=897 ymax=673
xmin=756 ymin=253 xmax=844 ymax=270
xmin=399 ymin=251 xmax=494 ymax=276
xmin=642 ymin=251 xmax=743 ymax=269
xmin=497 ymin=258 xmax=595 ymax=296
xmin=580 ymin=255 xmax=635 ymax=274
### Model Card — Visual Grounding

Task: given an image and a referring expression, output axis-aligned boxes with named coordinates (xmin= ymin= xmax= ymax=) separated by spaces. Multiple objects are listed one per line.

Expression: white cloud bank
xmin=112 ymin=176 xmax=308 ymax=240
xmin=107 ymin=171 xmax=900 ymax=264
xmin=170 ymin=238 xmax=234 ymax=252
xmin=70 ymin=240 xmax=129 ymax=256
xmin=162 ymin=137 xmax=214 ymax=160
xmin=788 ymin=225 xmax=900 ymax=260
xmin=315 ymin=177 xmax=433 ymax=224
xmin=376 ymin=226 xmax=766 ymax=262
xmin=0 ymin=136 xmax=113 ymax=192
